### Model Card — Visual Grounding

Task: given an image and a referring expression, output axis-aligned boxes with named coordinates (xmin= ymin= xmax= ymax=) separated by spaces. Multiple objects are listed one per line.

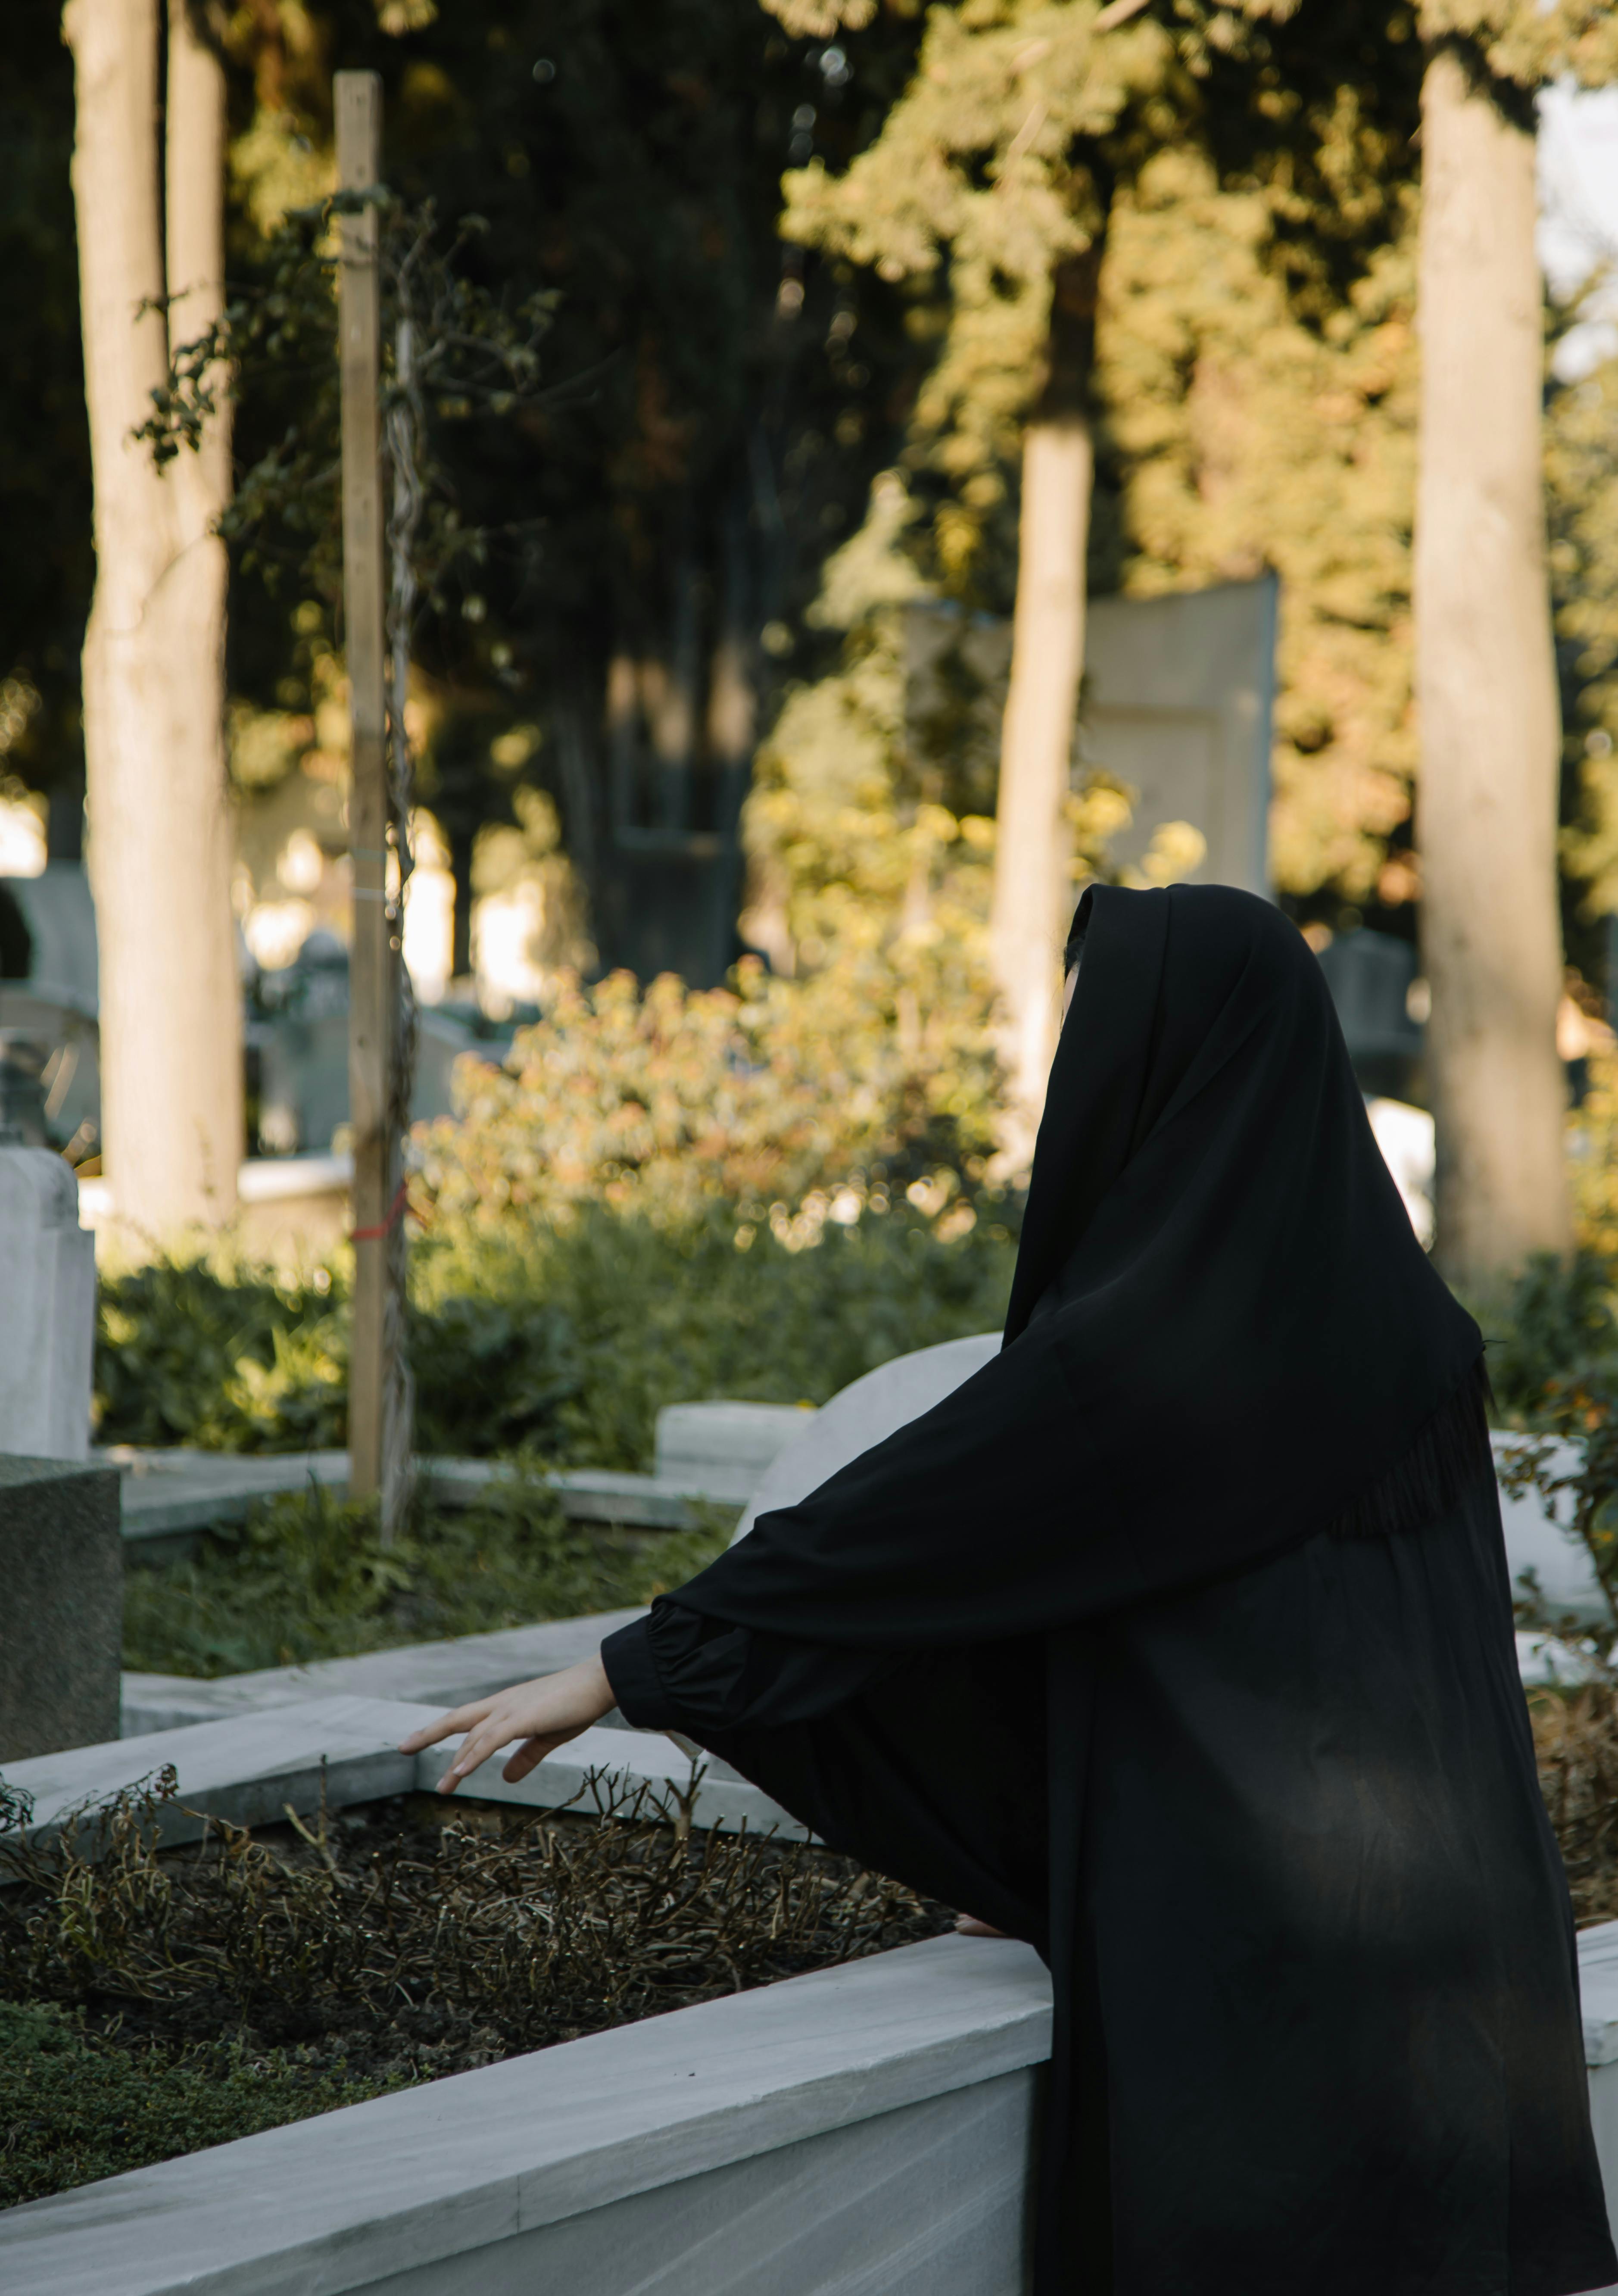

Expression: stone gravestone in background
xmin=0 ymin=1454 xmax=122 ymax=1761
xmin=0 ymin=1145 xmax=96 ymax=1460
xmin=905 ymin=573 xmax=1278 ymax=899
xmin=0 ymin=1148 xmax=115 ymax=1763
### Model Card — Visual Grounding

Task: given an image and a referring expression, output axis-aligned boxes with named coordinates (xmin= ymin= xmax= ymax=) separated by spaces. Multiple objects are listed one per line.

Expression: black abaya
xmin=600 ymin=885 xmax=1617 ymax=2293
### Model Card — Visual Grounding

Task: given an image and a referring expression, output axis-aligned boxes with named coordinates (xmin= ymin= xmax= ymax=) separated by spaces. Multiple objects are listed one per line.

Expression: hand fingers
xmin=436 ymin=1716 xmax=518 ymax=1792
xmin=398 ymin=1696 xmax=499 ymax=1754
xmin=502 ymin=1722 xmax=586 ymax=1782
xmin=502 ymin=1733 xmax=560 ymax=1783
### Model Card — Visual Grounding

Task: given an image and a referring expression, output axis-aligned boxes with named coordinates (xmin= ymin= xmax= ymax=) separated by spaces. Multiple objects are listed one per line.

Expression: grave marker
xmin=0 ymin=1455 xmax=120 ymax=1761
xmin=0 ymin=1145 xmax=95 ymax=1461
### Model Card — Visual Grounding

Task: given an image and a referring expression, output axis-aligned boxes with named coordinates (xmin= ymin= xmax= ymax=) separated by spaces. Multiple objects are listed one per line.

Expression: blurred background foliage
xmin=8 ymin=0 xmax=1618 ymax=928
xmin=97 ymin=1198 xmax=1016 ymax=1467
xmin=13 ymin=0 xmax=1618 ymax=1517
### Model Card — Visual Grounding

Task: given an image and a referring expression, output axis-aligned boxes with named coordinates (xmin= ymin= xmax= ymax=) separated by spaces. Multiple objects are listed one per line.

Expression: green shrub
xmin=96 ymin=1254 xmax=348 ymax=1453
xmin=0 ymin=1999 xmax=392 ymax=2209
xmin=96 ymin=1200 xmax=1016 ymax=1469
xmin=412 ymin=1198 xmax=1015 ymax=1466
xmin=122 ymin=1477 xmax=737 ymax=1678
xmin=1468 ymin=1248 xmax=1618 ymax=1429
xmin=415 ymin=961 xmax=1003 ymax=1231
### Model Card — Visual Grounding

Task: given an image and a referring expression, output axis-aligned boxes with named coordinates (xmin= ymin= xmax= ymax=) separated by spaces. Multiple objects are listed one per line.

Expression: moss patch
xmin=0 ymin=1999 xmax=393 ymax=2209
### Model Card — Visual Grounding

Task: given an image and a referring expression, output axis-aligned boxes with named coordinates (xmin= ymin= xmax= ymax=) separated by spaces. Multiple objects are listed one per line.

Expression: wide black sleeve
xmin=600 ymin=1603 xmax=896 ymax=1735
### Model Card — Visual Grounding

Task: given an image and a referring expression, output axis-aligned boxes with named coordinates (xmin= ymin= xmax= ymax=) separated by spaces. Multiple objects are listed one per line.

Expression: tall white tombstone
xmin=0 ymin=1147 xmax=96 ymax=1460
xmin=732 ymin=1335 xmax=1001 ymax=1544
xmin=904 ymin=573 xmax=1278 ymax=896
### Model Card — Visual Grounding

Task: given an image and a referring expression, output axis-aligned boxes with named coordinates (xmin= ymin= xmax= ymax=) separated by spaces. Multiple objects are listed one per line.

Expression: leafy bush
xmin=412 ymin=1198 xmax=1014 ymax=1466
xmin=414 ymin=959 xmax=1003 ymax=1232
xmin=95 ymin=1254 xmax=347 ymax=1453
xmin=1573 ymin=1048 xmax=1618 ymax=1263
xmin=122 ymin=1479 xmax=736 ymax=1679
xmin=1472 ymin=1249 xmax=1618 ymax=1429
xmin=96 ymin=1200 xmax=1016 ymax=1469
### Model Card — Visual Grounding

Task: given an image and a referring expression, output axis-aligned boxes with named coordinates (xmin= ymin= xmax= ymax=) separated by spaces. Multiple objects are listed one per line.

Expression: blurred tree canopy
xmin=6 ymin=0 xmax=1618 ymax=960
xmin=212 ymin=0 xmax=940 ymax=978
xmin=773 ymin=0 xmax=1432 ymax=912
xmin=0 ymin=10 xmax=91 ymax=848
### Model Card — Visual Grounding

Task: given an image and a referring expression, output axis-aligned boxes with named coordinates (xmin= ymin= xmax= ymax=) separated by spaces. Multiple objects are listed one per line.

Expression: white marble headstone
xmin=0 ymin=1145 xmax=95 ymax=1460
xmin=731 ymin=1333 xmax=1001 ymax=1543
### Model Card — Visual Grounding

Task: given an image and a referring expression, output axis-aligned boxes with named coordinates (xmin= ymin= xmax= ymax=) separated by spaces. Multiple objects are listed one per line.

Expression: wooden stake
xmin=336 ymin=71 xmax=400 ymax=1522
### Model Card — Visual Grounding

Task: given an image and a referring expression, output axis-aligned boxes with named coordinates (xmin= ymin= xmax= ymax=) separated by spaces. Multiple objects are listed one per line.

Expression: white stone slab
xmin=0 ymin=1146 xmax=94 ymax=1460
xmin=413 ymin=1721 xmax=809 ymax=1841
xmin=733 ymin=1334 xmax=1001 ymax=1543
xmin=543 ymin=1466 xmax=705 ymax=1528
xmin=0 ymin=1695 xmax=429 ymax=1850
xmin=109 ymin=1446 xmax=737 ymax=1551
xmin=0 ymin=1931 xmax=1052 ymax=2296
xmin=120 ymin=1608 xmax=650 ymax=1736
xmin=108 ymin=1446 xmax=351 ymax=1546
xmin=7 ymin=1694 xmax=798 ymax=1847
xmin=655 ymin=1401 xmax=817 ymax=1503
xmin=1580 ymin=1921 xmax=1618 ymax=2069
xmin=395 ymin=2071 xmax=1036 ymax=2296
xmin=1492 ymin=1431 xmax=1606 ymax=1620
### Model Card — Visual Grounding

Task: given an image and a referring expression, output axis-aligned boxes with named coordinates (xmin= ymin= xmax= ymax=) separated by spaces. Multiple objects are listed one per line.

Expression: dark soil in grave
xmin=0 ymin=1764 xmax=954 ymax=2209
xmin=13 ymin=1686 xmax=1612 ymax=2211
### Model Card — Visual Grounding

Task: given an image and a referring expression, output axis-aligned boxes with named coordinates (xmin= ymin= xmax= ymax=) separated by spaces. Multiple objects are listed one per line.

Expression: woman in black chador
xmin=407 ymin=883 xmax=1618 ymax=2295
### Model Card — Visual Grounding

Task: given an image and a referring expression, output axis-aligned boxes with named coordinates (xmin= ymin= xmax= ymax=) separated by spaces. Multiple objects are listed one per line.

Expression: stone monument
xmin=904 ymin=574 xmax=1278 ymax=898
xmin=732 ymin=1334 xmax=1001 ymax=1544
xmin=0 ymin=1453 xmax=122 ymax=1761
xmin=0 ymin=1145 xmax=96 ymax=1460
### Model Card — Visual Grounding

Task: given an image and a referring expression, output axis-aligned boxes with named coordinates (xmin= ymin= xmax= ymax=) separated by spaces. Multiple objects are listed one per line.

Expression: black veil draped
xmin=661 ymin=883 xmax=1483 ymax=1652
xmin=602 ymin=882 xmax=1616 ymax=2296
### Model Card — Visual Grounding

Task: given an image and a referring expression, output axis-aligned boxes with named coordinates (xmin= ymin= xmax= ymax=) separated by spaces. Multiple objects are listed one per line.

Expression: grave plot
xmin=7 ymin=1691 xmax=1618 ymax=2291
xmin=11 ymin=1336 xmax=1618 ymax=2286
xmin=0 ymin=1743 xmax=948 ymax=2209
xmin=0 ymin=1697 xmax=1046 ymax=2296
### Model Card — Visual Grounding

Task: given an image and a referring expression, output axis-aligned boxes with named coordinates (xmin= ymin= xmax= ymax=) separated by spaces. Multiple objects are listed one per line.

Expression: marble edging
xmin=0 ymin=1930 xmax=1052 ymax=2296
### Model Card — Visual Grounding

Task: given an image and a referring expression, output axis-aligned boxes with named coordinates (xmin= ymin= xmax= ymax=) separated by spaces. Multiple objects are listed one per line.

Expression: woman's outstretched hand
xmin=397 ymin=1655 xmax=617 ymax=1794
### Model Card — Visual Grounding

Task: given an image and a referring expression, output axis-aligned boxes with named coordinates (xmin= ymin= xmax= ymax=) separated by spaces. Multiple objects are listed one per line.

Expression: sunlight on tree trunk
xmin=990 ymin=249 xmax=1101 ymax=1175
xmin=1415 ymin=41 xmax=1569 ymax=1288
xmin=64 ymin=0 xmax=242 ymax=1238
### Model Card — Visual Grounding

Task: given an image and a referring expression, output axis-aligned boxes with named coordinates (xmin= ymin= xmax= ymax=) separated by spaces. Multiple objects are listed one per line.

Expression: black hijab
xmin=664 ymin=883 xmax=1483 ymax=1651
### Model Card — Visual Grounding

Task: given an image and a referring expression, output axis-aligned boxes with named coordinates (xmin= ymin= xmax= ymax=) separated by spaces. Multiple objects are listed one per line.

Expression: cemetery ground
xmin=13 ymin=1192 xmax=1618 ymax=2223
xmin=0 ymin=1194 xmax=1008 ymax=2209
xmin=0 ymin=1766 xmax=951 ymax=2209
xmin=100 ymin=1195 xmax=1016 ymax=1676
xmin=6 ymin=1644 xmax=1618 ymax=2210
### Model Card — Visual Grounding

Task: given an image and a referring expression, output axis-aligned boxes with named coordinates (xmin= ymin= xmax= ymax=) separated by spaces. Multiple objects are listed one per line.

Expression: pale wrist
xmin=580 ymin=1652 xmax=615 ymax=1718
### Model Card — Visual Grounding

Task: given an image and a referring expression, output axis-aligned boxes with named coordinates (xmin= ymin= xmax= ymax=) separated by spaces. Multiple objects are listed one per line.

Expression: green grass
xmin=0 ymin=2000 xmax=394 ymax=2209
xmin=122 ymin=1476 xmax=737 ymax=1678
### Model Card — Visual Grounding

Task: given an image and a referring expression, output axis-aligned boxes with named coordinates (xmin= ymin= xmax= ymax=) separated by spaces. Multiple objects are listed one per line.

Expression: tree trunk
xmin=64 ymin=0 xmax=241 ymax=1235
xmin=705 ymin=499 xmax=756 ymax=982
xmin=989 ymin=246 xmax=1102 ymax=1173
xmin=1415 ymin=42 xmax=1570 ymax=1288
